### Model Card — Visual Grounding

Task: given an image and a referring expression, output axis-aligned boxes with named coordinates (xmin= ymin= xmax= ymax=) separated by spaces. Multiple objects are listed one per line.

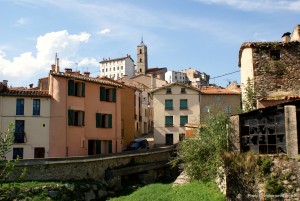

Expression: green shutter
xmin=108 ymin=140 xmax=112 ymax=153
xmin=165 ymin=99 xmax=173 ymax=110
xmin=68 ymin=109 xmax=74 ymax=126
xmin=100 ymin=87 xmax=106 ymax=101
xmin=112 ymin=88 xmax=116 ymax=102
xmin=165 ymin=116 xmax=173 ymax=126
xmin=82 ymin=111 xmax=85 ymax=126
xmin=180 ymin=99 xmax=188 ymax=109
xmin=180 ymin=116 xmax=188 ymax=126
xmin=82 ymin=82 xmax=85 ymax=97
xmin=96 ymin=113 xmax=101 ymax=128
xmin=108 ymin=114 xmax=112 ymax=128
xmin=68 ymin=80 xmax=74 ymax=96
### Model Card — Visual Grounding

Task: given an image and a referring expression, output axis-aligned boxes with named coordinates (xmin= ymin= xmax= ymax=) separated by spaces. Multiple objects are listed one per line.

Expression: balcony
xmin=14 ymin=132 xmax=25 ymax=143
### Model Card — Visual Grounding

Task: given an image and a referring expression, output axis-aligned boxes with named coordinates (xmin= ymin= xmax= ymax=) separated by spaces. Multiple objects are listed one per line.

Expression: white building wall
xmin=165 ymin=71 xmax=187 ymax=83
xmin=153 ymin=85 xmax=200 ymax=145
xmin=100 ymin=57 xmax=135 ymax=80
xmin=0 ymin=96 xmax=50 ymax=159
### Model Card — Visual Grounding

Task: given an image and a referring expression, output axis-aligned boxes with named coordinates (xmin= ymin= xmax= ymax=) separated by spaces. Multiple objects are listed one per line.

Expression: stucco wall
xmin=153 ymin=85 xmax=200 ymax=145
xmin=1 ymin=96 xmax=50 ymax=159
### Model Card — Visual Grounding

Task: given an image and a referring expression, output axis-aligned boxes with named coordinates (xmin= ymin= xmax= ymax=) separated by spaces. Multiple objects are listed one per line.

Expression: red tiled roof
xmin=0 ymin=90 xmax=50 ymax=97
xmin=259 ymin=95 xmax=300 ymax=101
xmin=51 ymin=72 xmax=122 ymax=88
xmin=146 ymin=67 xmax=167 ymax=73
xmin=201 ymin=86 xmax=241 ymax=95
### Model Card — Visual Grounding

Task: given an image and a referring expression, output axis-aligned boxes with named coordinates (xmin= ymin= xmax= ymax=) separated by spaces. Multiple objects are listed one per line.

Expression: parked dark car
xmin=124 ymin=138 xmax=149 ymax=151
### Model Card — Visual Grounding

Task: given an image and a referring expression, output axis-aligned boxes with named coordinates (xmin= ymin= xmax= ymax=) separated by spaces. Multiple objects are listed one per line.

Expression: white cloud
xmin=97 ymin=28 xmax=111 ymax=35
xmin=15 ymin=17 xmax=28 ymax=26
xmin=193 ymin=0 xmax=300 ymax=11
xmin=78 ymin=57 xmax=99 ymax=66
xmin=0 ymin=30 xmax=92 ymax=87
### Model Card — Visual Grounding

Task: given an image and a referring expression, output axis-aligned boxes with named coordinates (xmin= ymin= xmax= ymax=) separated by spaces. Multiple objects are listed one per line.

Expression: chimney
xmin=65 ymin=68 xmax=72 ymax=73
xmin=29 ymin=84 xmax=33 ymax=89
xmin=51 ymin=64 xmax=56 ymax=72
xmin=56 ymin=57 xmax=60 ymax=72
xmin=84 ymin=72 xmax=90 ymax=77
xmin=282 ymin=32 xmax=291 ymax=42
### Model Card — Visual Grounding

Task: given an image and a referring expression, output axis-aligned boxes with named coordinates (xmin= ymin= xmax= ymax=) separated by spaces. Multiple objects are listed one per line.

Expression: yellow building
xmin=151 ymin=83 xmax=201 ymax=145
xmin=0 ymin=82 xmax=51 ymax=159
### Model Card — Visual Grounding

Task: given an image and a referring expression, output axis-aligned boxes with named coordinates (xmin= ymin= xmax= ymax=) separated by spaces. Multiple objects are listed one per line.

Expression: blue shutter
xmin=180 ymin=116 xmax=188 ymax=126
xmin=180 ymin=99 xmax=188 ymax=109
xmin=165 ymin=116 xmax=173 ymax=127
xmin=165 ymin=99 xmax=173 ymax=110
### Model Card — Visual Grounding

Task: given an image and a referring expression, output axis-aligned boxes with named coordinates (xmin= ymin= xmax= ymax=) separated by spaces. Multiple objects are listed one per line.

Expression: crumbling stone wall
xmin=251 ymin=42 xmax=300 ymax=97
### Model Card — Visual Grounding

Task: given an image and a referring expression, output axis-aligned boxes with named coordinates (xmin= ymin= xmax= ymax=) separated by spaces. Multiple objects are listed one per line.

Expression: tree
xmin=243 ymin=78 xmax=256 ymax=112
xmin=172 ymin=108 xmax=230 ymax=182
xmin=0 ymin=123 xmax=26 ymax=186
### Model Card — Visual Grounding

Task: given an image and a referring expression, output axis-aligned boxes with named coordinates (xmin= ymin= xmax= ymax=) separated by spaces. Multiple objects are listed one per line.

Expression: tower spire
xmin=140 ymin=34 xmax=144 ymax=45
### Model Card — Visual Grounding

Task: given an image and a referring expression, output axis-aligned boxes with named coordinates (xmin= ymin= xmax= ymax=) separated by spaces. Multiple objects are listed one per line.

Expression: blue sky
xmin=1 ymin=0 xmax=300 ymax=88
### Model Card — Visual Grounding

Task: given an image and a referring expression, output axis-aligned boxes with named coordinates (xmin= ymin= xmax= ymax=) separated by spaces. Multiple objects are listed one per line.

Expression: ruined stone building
xmin=239 ymin=24 xmax=300 ymax=109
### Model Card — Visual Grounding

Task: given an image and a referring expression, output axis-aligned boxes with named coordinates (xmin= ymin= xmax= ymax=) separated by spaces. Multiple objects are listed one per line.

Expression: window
xmin=96 ymin=113 xmax=112 ymax=128
xmin=204 ymin=106 xmax=210 ymax=113
xmin=13 ymin=148 xmax=23 ymax=159
xmin=180 ymin=99 xmax=188 ymax=109
xmin=33 ymin=99 xmax=40 ymax=115
xmin=165 ymin=116 xmax=173 ymax=127
xmin=270 ymin=50 xmax=280 ymax=60
xmin=165 ymin=99 xmax=173 ymax=110
xmin=16 ymin=99 xmax=24 ymax=115
xmin=102 ymin=69 xmax=104 ymax=73
xmin=106 ymin=69 xmax=108 ymax=72
xmin=175 ymin=76 xmax=177 ymax=79
xmin=166 ymin=134 xmax=173 ymax=145
xmin=68 ymin=80 xmax=85 ymax=97
xmin=14 ymin=120 xmax=25 ymax=143
xmin=121 ymin=66 xmax=123 ymax=70
xmin=117 ymin=67 xmax=119 ymax=70
xmin=140 ymin=49 xmax=142 ymax=54
xmin=88 ymin=140 xmax=101 ymax=155
xmin=225 ymin=106 xmax=231 ymax=114
xmin=216 ymin=96 xmax=221 ymax=102
xmin=100 ymin=87 xmax=116 ymax=102
xmin=180 ymin=116 xmax=188 ymax=126
xmin=68 ymin=110 xmax=85 ymax=126
xmin=140 ymin=58 xmax=142 ymax=62
xmin=166 ymin=88 xmax=172 ymax=94
xmin=181 ymin=88 xmax=186 ymax=93
xmin=113 ymin=67 xmax=115 ymax=71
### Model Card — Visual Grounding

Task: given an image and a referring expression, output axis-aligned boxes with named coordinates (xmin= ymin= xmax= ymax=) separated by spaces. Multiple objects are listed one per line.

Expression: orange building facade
xmin=48 ymin=70 xmax=122 ymax=157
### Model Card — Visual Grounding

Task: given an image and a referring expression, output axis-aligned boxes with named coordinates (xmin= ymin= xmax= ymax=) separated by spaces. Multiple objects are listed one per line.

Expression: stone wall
xmin=7 ymin=147 xmax=176 ymax=181
xmin=252 ymin=42 xmax=300 ymax=97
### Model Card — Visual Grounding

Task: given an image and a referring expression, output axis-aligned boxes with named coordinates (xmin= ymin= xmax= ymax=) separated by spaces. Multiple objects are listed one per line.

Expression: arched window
xmin=140 ymin=49 xmax=142 ymax=54
xmin=140 ymin=68 xmax=142 ymax=72
xmin=140 ymin=58 xmax=142 ymax=62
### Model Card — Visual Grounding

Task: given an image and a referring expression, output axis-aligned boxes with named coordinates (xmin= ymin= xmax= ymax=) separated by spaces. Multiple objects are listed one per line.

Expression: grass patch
xmin=109 ymin=181 xmax=225 ymax=201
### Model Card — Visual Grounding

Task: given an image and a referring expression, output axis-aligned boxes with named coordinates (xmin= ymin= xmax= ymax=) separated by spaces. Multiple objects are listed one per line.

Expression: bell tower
xmin=136 ymin=37 xmax=148 ymax=74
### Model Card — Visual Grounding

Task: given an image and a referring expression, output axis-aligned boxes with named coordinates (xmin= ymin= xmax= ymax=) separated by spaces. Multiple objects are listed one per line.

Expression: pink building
xmin=48 ymin=68 xmax=122 ymax=157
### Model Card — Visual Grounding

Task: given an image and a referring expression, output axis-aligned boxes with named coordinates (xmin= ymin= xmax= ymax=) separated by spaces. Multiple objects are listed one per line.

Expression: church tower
xmin=136 ymin=37 xmax=148 ymax=74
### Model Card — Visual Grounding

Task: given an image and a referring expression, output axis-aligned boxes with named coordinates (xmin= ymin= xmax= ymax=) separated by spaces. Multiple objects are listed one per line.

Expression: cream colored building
xmin=0 ymin=84 xmax=51 ymax=159
xmin=151 ymin=83 xmax=201 ymax=145
xmin=180 ymin=68 xmax=210 ymax=87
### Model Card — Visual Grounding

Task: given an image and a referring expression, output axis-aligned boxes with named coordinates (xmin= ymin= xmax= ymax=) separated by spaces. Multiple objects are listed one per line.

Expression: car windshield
xmin=129 ymin=142 xmax=140 ymax=148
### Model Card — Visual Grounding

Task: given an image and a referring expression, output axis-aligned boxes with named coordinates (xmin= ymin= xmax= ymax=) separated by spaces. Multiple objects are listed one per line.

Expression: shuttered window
xmin=68 ymin=109 xmax=84 ymax=126
xmin=180 ymin=116 xmax=188 ymax=126
xmin=68 ymin=80 xmax=85 ymax=97
xmin=180 ymin=99 xmax=188 ymax=109
xmin=165 ymin=116 xmax=173 ymax=127
xmin=100 ymin=87 xmax=117 ymax=102
xmin=165 ymin=99 xmax=173 ymax=110
xmin=96 ymin=113 xmax=112 ymax=128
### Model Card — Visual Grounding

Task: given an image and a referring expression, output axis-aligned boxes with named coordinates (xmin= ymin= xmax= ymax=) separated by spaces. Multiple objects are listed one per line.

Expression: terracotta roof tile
xmin=201 ymin=86 xmax=241 ymax=95
xmin=51 ymin=72 xmax=122 ymax=88
xmin=0 ymin=90 xmax=50 ymax=97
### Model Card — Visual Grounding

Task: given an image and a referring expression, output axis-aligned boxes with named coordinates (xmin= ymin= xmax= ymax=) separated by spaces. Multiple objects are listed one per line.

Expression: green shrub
xmin=265 ymin=176 xmax=285 ymax=195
